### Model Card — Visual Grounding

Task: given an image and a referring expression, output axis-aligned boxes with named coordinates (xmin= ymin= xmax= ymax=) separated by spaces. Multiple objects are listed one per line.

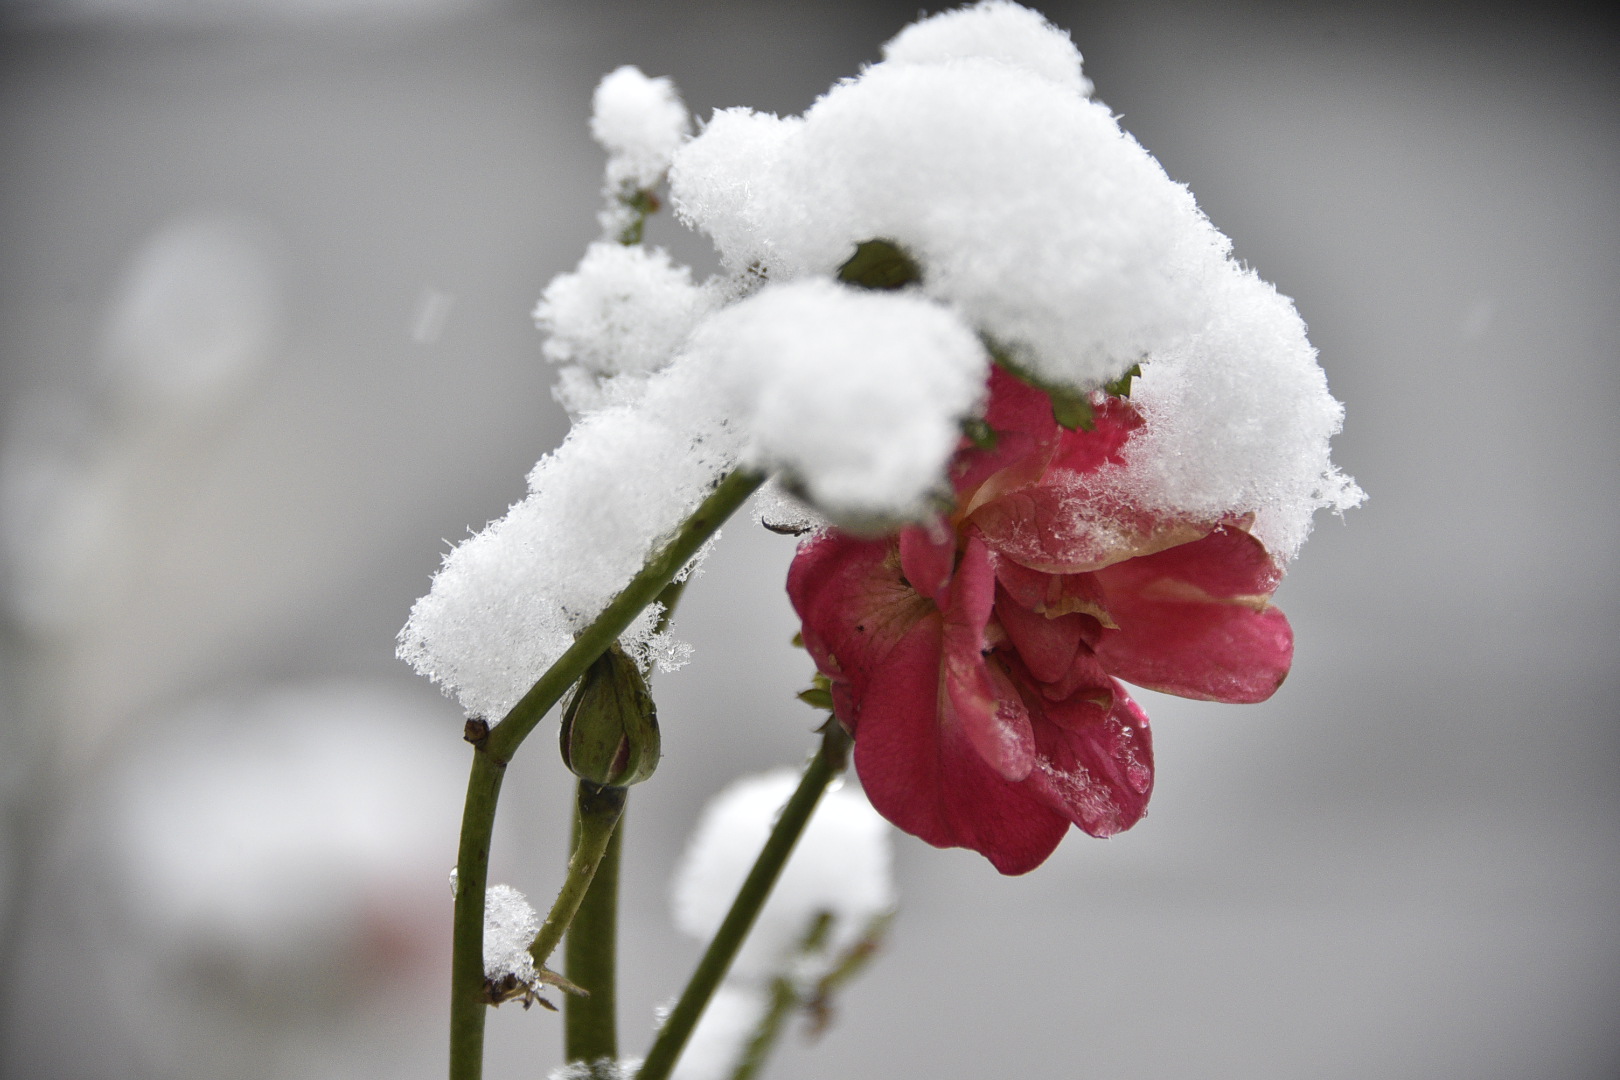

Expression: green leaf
xmin=836 ymin=239 xmax=921 ymax=291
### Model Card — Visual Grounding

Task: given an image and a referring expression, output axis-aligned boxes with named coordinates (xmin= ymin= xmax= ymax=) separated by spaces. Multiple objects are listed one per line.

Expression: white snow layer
xmin=881 ymin=0 xmax=1092 ymax=96
xmin=483 ymin=883 xmax=541 ymax=984
xmin=401 ymin=1 xmax=1360 ymax=717
xmin=591 ymin=65 xmax=689 ymax=193
xmin=672 ymin=770 xmax=895 ymax=983
xmin=671 ymin=56 xmax=1228 ymax=392
xmin=691 ymin=280 xmax=989 ymax=520
xmin=398 ymin=356 xmax=738 ymax=720
xmin=535 ymin=242 xmax=718 ymax=415
xmin=1106 ymin=264 xmax=1364 ymax=560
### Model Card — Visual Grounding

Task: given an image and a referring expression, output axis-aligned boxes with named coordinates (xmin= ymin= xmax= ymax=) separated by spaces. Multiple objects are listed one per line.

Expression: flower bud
xmin=559 ymin=643 xmax=660 ymax=787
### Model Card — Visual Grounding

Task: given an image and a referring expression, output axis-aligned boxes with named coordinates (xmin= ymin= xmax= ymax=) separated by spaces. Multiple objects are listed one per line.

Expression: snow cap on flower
xmin=482 ymin=883 xmax=541 ymax=984
xmin=398 ymin=355 xmax=736 ymax=720
xmin=882 ymin=0 xmax=1092 ymax=96
xmin=591 ymin=65 xmax=690 ymax=192
xmin=671 ymin=35 xmax=1227 ymax=391
xmin=1108 ymin=264 xmax=1365 ymax=560
xmin=668 ymin=107 xmax=802 ymax=275
xmin=672 ymin=769 xmax=894 ymax=982
xmin=536 ymin=242 xmax=718 ymax=414
xmin=691 ymin=279 xmax=988 ymax=523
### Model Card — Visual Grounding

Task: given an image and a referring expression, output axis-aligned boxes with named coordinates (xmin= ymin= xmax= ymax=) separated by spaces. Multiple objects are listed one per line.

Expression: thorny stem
xmin=564 ymin=790 xmax=625 ymax=1067
xmin=637 ymin=722 xmax=853 ymax=1080
xmin=448 ymin=468 xmax=765 ymax=1080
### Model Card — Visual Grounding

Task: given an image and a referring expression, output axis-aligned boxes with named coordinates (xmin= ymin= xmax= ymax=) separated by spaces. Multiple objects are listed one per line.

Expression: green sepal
xmin=837 ymin=239 xmax=921 ymax=291
xmin=797 ymin=687 xmax=835 ymax=711
xmin=961 ymin=416 xmax=998 ymax=451
xmin=1047 ymin=387 xmax=1094 ymax=431
xmin=797 ymin=670 xmax=835 ymax=712
xmin=1103 ymin=362 xmax=1142 ymax=399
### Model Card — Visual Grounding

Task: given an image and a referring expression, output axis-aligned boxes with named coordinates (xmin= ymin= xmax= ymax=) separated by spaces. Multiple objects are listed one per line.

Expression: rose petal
xmin=943 ymin=539 xmax=1034 ymax=781
xmin=1093 ymin=527 xmax=1293 ymax=703
xmin=852 ymin=612 xmax=1069 ymax=875
xmin=1020 ymin=678 xmax=1154 ymax=837
xmin=787 ymin=531 xmax=932 ymax=727
xmin=993 ymin=584 xmax=1082 ymax=685
xmin=898 ymin=520 xmax=956 ymax=604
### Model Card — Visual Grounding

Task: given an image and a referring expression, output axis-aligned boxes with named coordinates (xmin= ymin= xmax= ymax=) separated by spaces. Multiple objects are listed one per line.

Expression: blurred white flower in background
xmin=668 ymin=769 xmax=895 ymax=1080
xmin=0 ymin=212 xmax=280 ymax=640
xmin=78 ymin=680 xmax=462 ymax=1080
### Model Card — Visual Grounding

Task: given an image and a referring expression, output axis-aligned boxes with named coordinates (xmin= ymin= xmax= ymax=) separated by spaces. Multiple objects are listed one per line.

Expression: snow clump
xmin=881 ymin=0 xmax=1092 ymax=94
xmin=536 ymin=241 xmax=718 ymax=415
xmin=690 ymin=279 xmax=989 ymax=522
xmin=592 ymin=65 xmax=689 ymax=194
xmin=398 ymin=355 xmax=736 ymax=720
xmin=482 ymin=883 xmax=542 ymax=985
xmin=670 ymin=47 xmax=1228 ymax=391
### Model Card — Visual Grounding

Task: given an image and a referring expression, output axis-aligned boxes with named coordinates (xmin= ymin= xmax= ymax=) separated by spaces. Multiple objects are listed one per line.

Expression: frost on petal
xmin=397 ymin=356 xmax=740 ymax=720
xmin=671 ymin=770 xmax=894 ymax=982
xmin=592 ymin=65 xmax=690 ymax=192
xmin=691 ymin=280 xmax=989 ymax=522
xmin=536 ymin=242 xmax=719 ymax=415
xmin=882 ymin=0 xmax=1092 ymax=96
xmin=1104 ymin=264 xmax=1365 ymax=561
xmin=483 ymin=883 xmax=541 ymax=984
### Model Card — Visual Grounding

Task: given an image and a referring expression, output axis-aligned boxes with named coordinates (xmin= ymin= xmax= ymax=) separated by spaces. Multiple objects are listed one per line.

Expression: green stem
xmin=530 ymin=782 xmax=626 ymax=972
xmin=447 ymin=467 xmax=764 ymax=1080
xmin=637 ymin=722 xmax=853 ymax=1080
xmin=729 ymin=913 xmax=831 ymax=1080
xmin=449 ymin=749 xmax=506 ymax=1080
xmin=729 ymin=978 xmax=797 ymax=1080
xmin=564 ymin=789 xmax=625 ymax=1066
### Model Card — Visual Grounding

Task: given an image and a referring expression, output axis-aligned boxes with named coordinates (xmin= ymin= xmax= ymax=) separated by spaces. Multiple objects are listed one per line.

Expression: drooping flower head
xmin=790 ymin=369 xmax=1296 ymax=874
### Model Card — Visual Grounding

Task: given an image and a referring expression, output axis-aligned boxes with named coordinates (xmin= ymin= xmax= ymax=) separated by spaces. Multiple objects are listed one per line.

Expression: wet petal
xmin=852 ymin=612 xmax=1068 ymax=875
xmin=898 ymin=519 xmax=956 ymax=603
xmin=1021 ymin=678 xmax=1154 ymax=838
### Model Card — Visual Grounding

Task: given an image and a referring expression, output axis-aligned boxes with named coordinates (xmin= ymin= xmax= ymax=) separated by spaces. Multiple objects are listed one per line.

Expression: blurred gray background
xmin=1 ymin=1 xmax=1616 ymax=1077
